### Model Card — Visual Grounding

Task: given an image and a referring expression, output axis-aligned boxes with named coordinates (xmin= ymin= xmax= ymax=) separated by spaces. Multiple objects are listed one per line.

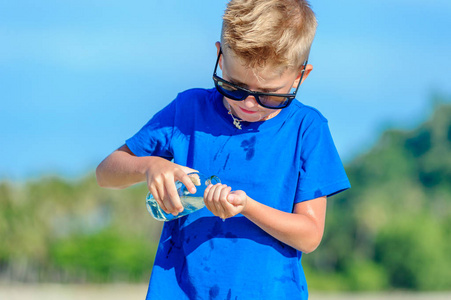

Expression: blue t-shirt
xmin=126 ymin=88 xmax=350 ymax=300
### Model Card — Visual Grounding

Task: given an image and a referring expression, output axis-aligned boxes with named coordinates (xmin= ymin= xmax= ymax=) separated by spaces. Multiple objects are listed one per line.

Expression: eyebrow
xmin=228 ymin=76 xmax=285 ymax=93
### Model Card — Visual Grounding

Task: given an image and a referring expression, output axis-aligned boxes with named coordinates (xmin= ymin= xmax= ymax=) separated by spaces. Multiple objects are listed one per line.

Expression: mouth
xmin=238 ymin=107 xmax=258 ymax=114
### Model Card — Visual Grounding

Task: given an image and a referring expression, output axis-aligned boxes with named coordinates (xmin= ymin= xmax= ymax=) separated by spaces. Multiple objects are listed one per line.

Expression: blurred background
xmin=1 ymin=0 xmax=451 ymax=298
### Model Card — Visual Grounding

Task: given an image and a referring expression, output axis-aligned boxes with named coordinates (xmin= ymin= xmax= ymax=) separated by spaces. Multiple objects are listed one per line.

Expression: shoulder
xmin=169 ymin=88 xmax=216 ymax=112
xmin=286 ymin=100 xmax=329 ymax=132
xmin=175 ymin=88 xmax=217 ymax=103
xmin=167 ymin=88 xmax=220 ymax=127
xmin=149 ymin=88 xmax=216 ymax=121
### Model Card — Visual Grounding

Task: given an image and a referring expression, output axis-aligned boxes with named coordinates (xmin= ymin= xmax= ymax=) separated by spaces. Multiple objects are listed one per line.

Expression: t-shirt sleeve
xmin=295 ymin=120 xmax=350 ymax=203
xmin=125 ymin=99 xmax=176 ymax=159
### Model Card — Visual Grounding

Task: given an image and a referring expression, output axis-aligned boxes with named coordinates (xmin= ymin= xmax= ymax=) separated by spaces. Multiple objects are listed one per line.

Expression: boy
xmin=96 ymin=0 xmax=350 ymax=299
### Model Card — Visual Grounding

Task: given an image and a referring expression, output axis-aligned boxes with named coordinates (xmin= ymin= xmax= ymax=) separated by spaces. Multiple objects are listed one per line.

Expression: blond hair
xmin=221 ymin=0 xmax=317 ymax=70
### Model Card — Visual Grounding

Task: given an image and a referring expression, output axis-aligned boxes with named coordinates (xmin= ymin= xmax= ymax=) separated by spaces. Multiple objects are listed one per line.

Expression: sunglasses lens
xmin=258 ymin=95 xmax=289 ymax=108
xmin=215 ymin=80 xmax=248 ymax=100
xmin=214 ymin=77 xmax=292 ymax=109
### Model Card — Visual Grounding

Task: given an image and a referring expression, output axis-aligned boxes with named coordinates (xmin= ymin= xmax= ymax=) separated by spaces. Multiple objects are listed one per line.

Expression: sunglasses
xmin=212 ymin=49 xmax=308 ymax=109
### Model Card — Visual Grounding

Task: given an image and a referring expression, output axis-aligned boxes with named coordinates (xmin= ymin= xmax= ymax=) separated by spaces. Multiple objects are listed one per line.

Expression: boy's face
xmin=215 ymin=42 xmax=312 ymax=123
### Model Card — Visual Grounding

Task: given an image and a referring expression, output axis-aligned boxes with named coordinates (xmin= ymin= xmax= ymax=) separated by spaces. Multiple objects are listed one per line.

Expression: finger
xmin=219 ymin=186 xmax=232 ymax=206
xmin=180 ymin=166 xmax=199 ymax=176
xmin=205 ymin=184 xmax=224 ymax=216
xmin=176 ymin=170 xmax=197 ymax=194
xmin=227 ymin=193 xmax=237 ymax=205
xmin=212 ymin=184 xmax=227 ymax=217
xmin=164 ymin=176 xmax=183 ymax=215
xmin=203 ymin=183 xmax=213 ymax=201
xmin=227 ymin=190 xmax=246 ymax=206
xmin=149 ymin=185 xmax=168 ymax=213
xmin=149 ymin=177 xmax=166 ymax=210
xmin=219 ymin=186 xmax=232 ymax=217
xmin=153 ymin=175 xmax=175 ymax=214
xmin=203 ymin=184 xmax=215 ymax=213
xmin=228 ymin=197 xmax=241 ymax=207
xmin=153 ymin=177 xmax=166 ymax=208
xmin=204 ymin=183 xmax=213 ymax=198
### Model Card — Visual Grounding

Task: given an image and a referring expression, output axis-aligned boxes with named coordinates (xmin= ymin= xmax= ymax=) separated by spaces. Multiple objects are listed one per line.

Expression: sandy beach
xmin=1 ymin=284 xmax=450 ymax=300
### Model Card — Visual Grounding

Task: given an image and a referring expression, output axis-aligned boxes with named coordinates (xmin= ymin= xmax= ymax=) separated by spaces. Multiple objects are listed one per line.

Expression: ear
xmin=215 ymin=41 xmax=223 ymax=70
xmin=292 ymin=64 xmax=313 ymax=88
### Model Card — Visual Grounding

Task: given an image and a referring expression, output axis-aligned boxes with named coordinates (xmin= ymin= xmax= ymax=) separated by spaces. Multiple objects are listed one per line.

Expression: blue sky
xmin=1 ymin=0 xmax=451 ymax=181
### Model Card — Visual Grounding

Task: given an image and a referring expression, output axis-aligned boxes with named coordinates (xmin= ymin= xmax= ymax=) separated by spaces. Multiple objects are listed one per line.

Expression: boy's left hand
xmin=203 ymin=183 xmax=247 ymax=220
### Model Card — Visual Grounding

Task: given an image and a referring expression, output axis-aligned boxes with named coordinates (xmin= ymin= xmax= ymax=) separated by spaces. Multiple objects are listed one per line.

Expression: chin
xmin=228 ymin=102 xmax=271 ymax=122
xmin=240 ymin=114 xmax=265 ymax=123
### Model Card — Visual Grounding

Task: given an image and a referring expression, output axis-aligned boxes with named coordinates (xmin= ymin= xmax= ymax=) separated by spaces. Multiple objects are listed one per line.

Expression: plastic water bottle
xmin=146 ymin=172 xmax=221 ymax=221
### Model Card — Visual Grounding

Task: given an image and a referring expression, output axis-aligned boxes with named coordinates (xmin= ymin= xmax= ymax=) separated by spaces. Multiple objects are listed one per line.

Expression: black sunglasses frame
xmin=212 ymin=48 xmax=308 ymax=109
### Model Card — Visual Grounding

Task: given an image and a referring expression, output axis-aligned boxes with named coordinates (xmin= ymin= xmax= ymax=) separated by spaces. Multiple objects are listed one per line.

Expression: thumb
xmin=227 ymin=194 xmax=236 ymax=203
xmin=227 ymin=191 xmax=244 ymax=205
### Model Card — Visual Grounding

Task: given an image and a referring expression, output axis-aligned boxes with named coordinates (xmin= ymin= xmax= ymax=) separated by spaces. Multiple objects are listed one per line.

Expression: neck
xmin=225 ymin=102 xmax=243 ymax=130
xmin=261 ymin=110 xmax=280 ymax=121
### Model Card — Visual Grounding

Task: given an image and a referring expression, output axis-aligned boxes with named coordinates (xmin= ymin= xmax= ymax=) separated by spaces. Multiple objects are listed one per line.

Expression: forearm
xmin=96 ymin=149 xmax=150 ymax=189
xmin=241 ymin=196 xmax=326 ymax=253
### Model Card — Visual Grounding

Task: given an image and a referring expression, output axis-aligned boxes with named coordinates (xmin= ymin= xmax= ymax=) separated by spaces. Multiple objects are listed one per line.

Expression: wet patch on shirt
xmin=211 ymin=220 xmax=224 ymax=236
xmin=240 ymin=136 xmax=256 ymax=160
xmin=314 ymin=188 xmax=324 ymax=198
xmin=176 ymin=216 xmax=296 ymax=258
xmin=176 ymin=256 xmax=198 ymax=299
xmin=278 ymin=241 xmax=286 ymax=249
xmin=273 ymin=274 xmax=296 ymax=283
xmin=222 ymin=153 xmax=230 ymax=171
xmin=209 ymin=285 xmax=219 ymax=299
xmin=206 ymin=222 xmax=223 ymax=249
xmin=166 ymin=239 xmax=176 ymax=259
xmin=225 ymin=232 xmax=238 ymax=242
xmin=213 ymin=136 xmax=232 ymax=160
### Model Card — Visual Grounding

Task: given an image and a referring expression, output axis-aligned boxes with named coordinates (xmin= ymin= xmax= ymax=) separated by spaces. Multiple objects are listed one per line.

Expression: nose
xmin=243 ymin=95 xmax=258 ymax=108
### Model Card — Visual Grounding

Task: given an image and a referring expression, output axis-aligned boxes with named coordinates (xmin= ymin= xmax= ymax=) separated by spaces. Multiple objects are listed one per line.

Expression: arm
xmin=241 ymin=195 xmax=326 ymax=254
xmin=96 ymin=144 xmax=152 ymax=189
xmin=96 ymin=144 xmax=197 ymax=214
xmin=203 ymin=184 xmax=326 ymax=253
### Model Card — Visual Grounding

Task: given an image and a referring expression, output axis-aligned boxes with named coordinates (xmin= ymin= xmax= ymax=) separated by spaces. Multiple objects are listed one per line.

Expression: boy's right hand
xmin=145 ymin=157 xmax=198 ymax=215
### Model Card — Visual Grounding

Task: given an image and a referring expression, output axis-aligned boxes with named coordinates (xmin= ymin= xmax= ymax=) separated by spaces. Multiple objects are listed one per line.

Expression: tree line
xmin=1 ymin=98 xmax=450 ymax=290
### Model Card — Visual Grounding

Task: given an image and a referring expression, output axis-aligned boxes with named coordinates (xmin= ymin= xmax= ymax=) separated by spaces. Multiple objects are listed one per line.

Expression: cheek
xmin=260 ymin=108 xmax=275 ymax=115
